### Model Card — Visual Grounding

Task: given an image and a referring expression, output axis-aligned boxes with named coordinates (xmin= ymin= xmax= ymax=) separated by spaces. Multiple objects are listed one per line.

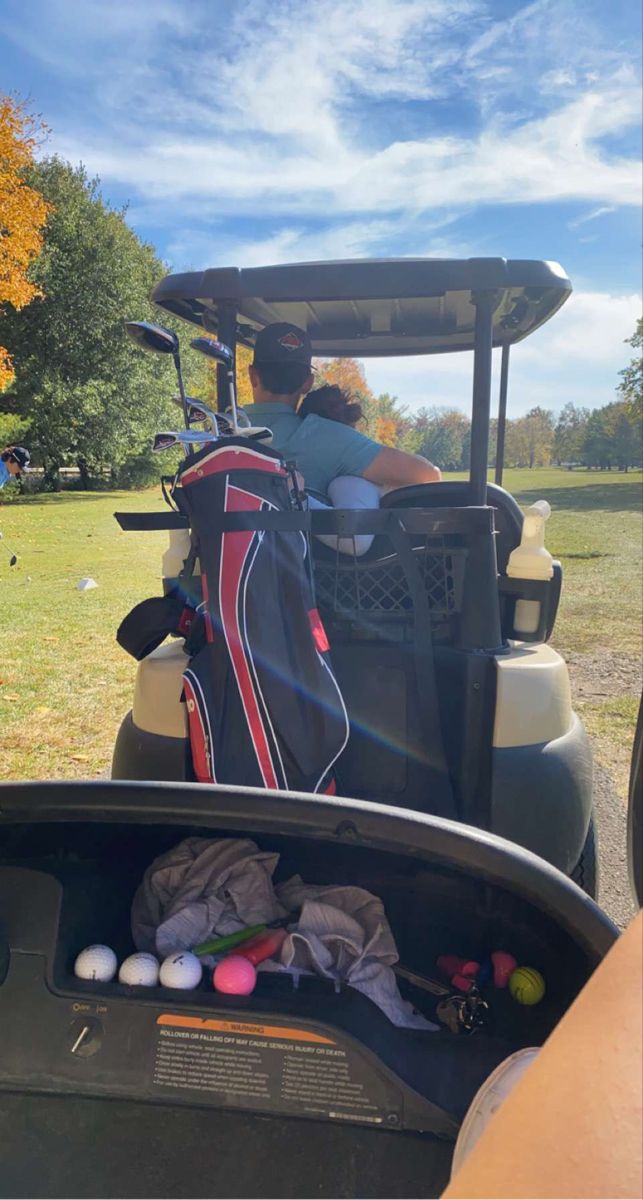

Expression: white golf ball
xmin=74 ymin=944 xmax=118 ymax=982
xmin=159 ymin=951 xmax=203 ymax=990
xmin=118 ymin=952 xmax=160 ymax=987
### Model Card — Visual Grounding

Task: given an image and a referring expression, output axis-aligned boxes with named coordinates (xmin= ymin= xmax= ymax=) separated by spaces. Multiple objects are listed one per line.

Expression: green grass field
xmin=1 ymin=467 xmax=641 ymax=785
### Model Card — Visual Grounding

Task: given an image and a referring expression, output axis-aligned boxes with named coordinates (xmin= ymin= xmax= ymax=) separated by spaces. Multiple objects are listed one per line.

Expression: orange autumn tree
xmin=192 ymin=338 xmax=254 ymax=409
xmin=235 ymin=343 xmax=254 ymax=407
xmin=313 ymin=356 xmax=373 ymax=401
xmin=0 ymin=96 xmax=51 ymax=390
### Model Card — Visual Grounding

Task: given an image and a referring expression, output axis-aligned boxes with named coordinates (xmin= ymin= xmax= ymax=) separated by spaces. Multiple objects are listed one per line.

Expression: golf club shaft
xmin=172 ymin=351 xmax=195 ymax=456
xmin=0 ymin=531 xmax=19 ymax=564
xmin=153 ymin=430 xmax=215 ymax=452
xmin=227 ymin=366 xmax=239 ymax=434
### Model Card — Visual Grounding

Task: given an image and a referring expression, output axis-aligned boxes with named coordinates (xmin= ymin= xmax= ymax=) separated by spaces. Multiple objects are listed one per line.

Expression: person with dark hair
xmin=0 ymin=446 xmax=30 ymax=489
xmin=298 ymin=384 xmax=383 ymax=555
xmin=244 ymin=323 xmax=440 ymax=555
xmin=299 ymin=384 xmax=365 ymax=428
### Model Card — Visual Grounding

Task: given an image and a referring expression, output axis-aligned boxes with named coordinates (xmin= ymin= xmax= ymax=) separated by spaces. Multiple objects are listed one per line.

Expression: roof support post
xmin=469 ymin=289 xmax=499 ymax=506
xmin=495 ymin=343 xmax=510 ymax=487
xmin=215 ymin=300 xmax=238 ymax=413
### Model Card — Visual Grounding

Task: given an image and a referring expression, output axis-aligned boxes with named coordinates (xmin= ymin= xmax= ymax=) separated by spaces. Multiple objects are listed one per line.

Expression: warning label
xmin=152 ymin=1014 xmax=401 ymax=1128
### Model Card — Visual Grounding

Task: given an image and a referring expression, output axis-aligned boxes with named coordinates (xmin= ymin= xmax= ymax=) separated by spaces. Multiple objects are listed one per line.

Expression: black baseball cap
xmin=252 ymin=322 xmax=313 ymax=369
xmin=3 ymin=446 xmax=30 ymax=471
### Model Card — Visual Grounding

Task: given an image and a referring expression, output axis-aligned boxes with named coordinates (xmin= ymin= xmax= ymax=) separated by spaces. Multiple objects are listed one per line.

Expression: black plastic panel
xmin=151 ymin=257 xmax=571 ymax=356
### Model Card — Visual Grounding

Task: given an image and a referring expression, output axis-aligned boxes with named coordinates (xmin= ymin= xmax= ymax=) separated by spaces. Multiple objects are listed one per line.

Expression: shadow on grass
xmin=1 ymin=492 xmax=129 ymax=507
xmin=512 ymin=483 xmax=643 ymax=513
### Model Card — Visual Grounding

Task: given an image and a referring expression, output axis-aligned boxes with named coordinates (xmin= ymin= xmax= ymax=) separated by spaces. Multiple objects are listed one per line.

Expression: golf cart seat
xmin=382 ymin=481 xmax=524 ymax=572
xmin=312 ymin=482 xmax=522 ymax=570
xmin=311 ymin=481 xmax=560 ymax=646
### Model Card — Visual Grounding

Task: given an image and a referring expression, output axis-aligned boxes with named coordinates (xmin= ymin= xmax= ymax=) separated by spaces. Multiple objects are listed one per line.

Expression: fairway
xmin=2 ymin=467 xmax=641 ymax=917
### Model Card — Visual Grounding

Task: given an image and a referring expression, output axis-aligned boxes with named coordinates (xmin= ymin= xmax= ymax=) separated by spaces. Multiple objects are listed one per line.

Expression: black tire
xmin=571 ymin=815 xmax=598 ymax=899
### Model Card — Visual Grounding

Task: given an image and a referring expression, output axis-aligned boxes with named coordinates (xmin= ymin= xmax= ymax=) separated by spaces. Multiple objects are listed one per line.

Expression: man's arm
xmin=363 ymin=446 xmax=441 ymax=488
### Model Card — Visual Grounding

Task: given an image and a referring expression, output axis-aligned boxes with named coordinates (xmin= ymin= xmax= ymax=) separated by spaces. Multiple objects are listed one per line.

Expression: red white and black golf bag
xmin=174 ymin=438 xmax=348 ymax=793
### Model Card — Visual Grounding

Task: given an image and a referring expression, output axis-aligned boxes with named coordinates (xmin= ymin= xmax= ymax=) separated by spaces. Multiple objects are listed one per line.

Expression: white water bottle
xmin=506 ymin=500 xmax=553 ymax=636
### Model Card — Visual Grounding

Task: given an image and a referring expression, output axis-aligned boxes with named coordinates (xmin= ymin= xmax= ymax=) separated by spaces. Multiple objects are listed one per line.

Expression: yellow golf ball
xmin=509 ymin=966 xmax=545 ymax=1006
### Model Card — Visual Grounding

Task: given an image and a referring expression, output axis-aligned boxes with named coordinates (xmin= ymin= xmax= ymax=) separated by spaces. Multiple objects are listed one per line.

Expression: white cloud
xmin=18 ymin=0 xmax=639 ymax=221
xmin=0 ymin=0 xmax=191 ymax=75
xmin=519 ymin=290 xmax=642 ymax=366
xmin=540 ymin=69 xmax=577 ymax=92
xmin=51 ymin=68 xmax=641 ymax=217
xmin=568 ymin=206 xmax=616 ymax=229
xmin=165 ymin=220 xmax=402 ymax=271
xmin=164 ymin=216 xmax=470 ymax=271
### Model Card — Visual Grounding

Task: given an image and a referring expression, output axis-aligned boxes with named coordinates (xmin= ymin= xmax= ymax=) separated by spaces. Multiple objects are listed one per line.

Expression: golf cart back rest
xmin=113 ymin=257 xmax=594 ymax=888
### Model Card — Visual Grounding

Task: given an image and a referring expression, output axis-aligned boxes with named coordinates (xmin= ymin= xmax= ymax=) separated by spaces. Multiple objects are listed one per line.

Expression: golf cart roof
xmin=152 ymin=257 xmax=571 ymax=358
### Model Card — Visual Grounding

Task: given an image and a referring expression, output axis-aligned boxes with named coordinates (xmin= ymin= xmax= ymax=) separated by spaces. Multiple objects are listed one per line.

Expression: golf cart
xmin=112 ymin=257 xmax=596 ymax=894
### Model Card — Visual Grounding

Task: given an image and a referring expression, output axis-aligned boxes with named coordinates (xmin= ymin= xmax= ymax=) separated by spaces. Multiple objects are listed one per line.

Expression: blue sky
xmin=1 ymin=0 xmax=640 ymax=415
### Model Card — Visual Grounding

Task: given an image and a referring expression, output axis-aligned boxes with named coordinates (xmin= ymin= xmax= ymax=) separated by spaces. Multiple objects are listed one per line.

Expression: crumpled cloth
xmin=131 ymin=837 xmax=287 ymax=958
xmin=131 ymin=838 xmax=436 ymax=1030
xmin=276 ymin=877 xmax=437 ymax=1030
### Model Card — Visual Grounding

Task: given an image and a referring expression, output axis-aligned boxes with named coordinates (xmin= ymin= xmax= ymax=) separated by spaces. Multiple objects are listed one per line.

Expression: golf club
xmin=125 ymin=321 xmax=194 ymax=453
xmin=152 ymin=430 xmax=216 ymax=453
xmin=189 ymin=338 xmax=239 ymax=434
xmin=170 ymin=394 xmax=228 ymax=434
xmin=0 ymin=530 xmax=19 ymax=567
xmin=189 ymin=338 xmax=272 ymax=443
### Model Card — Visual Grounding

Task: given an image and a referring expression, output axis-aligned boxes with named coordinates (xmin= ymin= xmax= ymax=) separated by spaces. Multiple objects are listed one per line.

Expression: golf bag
xmin=171 ymin=438 xmax=348 ymax=792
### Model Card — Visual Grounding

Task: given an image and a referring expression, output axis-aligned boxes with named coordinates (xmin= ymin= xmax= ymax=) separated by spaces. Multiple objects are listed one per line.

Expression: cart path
xmin=566 ymin=650 xmax=642 ymax=704
xmin=592 ymin=762 xmax=636 ymax=928
xmin=566 ymin=650 xmax=640 ymax=929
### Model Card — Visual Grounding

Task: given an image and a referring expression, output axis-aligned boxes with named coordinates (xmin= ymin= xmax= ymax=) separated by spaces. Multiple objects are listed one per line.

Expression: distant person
xmin=0 ymin=446 xmax=30 ymax=490
xmin=243 ymin=323 xmax=440 ymax=554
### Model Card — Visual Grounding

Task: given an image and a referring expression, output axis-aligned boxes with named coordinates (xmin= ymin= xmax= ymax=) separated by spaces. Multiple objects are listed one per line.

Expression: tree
xmin=504 ymin=407 xmax=554 ymax=468
xmin=610 ymin=405 xmax=637 ymax=471
xmin=523 ymin=407 xmax=554 ymax=468
xmin=365 ymin=392 xmax=410 ymax=447
xmin=617 ymin=318 xmax=642 ymax=423
xmin=235 ymin=344 xmax=254 ymax=408
xmin=1 ymin=158 xmax=195 ymax=487
xmin=416 ymin=407 xmax=470 ymax=470
xmin=582 ymin=408 xmax=612 ymax=469
xmin=188 ymin=337 xmax=254 ymax=411
xmin=0 ymin=96 xmax=51 ymax=390
xmin=0 ymin=411 xmax=29 ymax=447
xmin=313 ymin=357 xmax=372 ymax=401
xmin=553 ymin=403 xmax=590 ymax=467
xmin=399 ymin=405 xmax=430 ymax=455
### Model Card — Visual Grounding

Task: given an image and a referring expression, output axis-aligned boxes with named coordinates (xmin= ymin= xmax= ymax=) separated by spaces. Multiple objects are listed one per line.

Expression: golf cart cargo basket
xmin=314 ymin=537 xmax=467 ymax=630
xmin=116 ymin=503 xmax=499 ymax=649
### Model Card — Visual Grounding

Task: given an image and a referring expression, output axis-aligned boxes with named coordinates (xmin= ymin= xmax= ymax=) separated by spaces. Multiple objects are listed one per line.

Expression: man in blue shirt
xmin=243 ymin=323 xmax=441 ymax=496
xmin=0 ymin=446 xmax=29 ymax=490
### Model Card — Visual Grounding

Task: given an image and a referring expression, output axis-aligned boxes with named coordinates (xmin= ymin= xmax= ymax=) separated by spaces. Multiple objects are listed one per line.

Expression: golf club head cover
xmin=116 ymin=593 xmax=196 ymax=660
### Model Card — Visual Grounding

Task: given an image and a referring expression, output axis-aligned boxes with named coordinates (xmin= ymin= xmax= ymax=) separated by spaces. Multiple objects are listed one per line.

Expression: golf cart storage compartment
xmin=0 ymin=781 xmax=615 ymax=1199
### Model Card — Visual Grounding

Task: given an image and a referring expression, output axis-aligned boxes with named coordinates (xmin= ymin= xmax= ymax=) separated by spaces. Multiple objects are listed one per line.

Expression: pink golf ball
xmin=213 ymin=955 xmax=257 ymax=996
xmin=491 ymin=950 xmax=518 ymax=988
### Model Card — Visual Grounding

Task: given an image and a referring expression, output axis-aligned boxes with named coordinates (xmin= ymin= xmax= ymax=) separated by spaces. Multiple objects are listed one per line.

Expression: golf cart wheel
xmin=571 ymin=815 xmax=598 ymax=899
